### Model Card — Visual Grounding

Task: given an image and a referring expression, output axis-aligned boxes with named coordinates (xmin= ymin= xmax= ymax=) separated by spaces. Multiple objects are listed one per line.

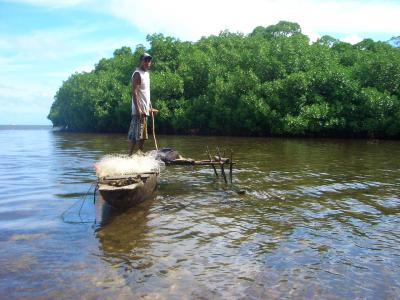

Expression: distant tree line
xmin=48 ymin=21 xmax=400 ymax=138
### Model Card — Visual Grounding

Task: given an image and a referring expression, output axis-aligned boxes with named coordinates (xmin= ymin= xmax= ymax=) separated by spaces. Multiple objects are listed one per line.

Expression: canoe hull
xmin=97 ymin=173 xmax=158 ymax=210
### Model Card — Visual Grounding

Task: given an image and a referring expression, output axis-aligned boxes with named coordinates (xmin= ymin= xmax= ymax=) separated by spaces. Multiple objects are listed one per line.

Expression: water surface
xmin=0 ymin=126 xmax=399 ymax=299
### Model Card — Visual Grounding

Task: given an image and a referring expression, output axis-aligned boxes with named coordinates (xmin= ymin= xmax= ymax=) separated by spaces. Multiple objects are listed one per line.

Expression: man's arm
xmin=149 ymin=96 xmax=158 ymax=113
xmin=132 ymin=72 xmax=143 ymax=118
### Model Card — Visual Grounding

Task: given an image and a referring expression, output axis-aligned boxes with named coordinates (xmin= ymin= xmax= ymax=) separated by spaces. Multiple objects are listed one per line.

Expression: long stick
xmin=206 ymin=146 xmax=218 ymax=177
xmin=229 ymin=149 xmax=233 ymax=184
xmin=151 ymin=110 xmax=158 ymax=150
xmin=217 ymin=147 xmax=227 ymax=183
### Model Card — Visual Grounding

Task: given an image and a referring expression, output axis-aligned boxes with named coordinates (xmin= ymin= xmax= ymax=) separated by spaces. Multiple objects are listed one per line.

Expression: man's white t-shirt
xmin=131 ymin=68 xmax=151 ymax=116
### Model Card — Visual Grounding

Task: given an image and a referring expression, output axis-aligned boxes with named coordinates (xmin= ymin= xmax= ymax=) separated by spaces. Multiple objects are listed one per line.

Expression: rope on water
xmin=60 ymin=182 xmax=97 ymax=224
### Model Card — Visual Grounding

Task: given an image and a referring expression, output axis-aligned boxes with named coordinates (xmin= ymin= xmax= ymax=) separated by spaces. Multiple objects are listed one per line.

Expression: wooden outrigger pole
xmin=206 ymin=146 xmax=218 ymax=177
xmin=217 ymin=147 xmax=227 ymax=183
xmin=165 ymin=147 xmax=235 ymax=182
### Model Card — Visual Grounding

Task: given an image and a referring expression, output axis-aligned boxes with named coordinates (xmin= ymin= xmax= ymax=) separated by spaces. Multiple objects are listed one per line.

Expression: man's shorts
xmin=128 ymin=116 xmax=148 ymax=141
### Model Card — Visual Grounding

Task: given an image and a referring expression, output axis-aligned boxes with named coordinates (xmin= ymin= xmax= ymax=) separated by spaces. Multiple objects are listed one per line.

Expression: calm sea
xmin=0 ymin=125 xmax=399 ymax=299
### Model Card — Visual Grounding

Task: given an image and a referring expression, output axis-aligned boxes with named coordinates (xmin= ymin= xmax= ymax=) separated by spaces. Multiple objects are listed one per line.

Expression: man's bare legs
xmin=128 ymin=139 xmax=145 ymax=156
xmin=128 ymin=140 xmax=136 ymax=156
xmin=138 ymin=140 xmax=145 ymax=152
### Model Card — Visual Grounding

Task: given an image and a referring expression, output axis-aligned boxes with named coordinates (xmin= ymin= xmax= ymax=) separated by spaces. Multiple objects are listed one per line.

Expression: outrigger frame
xmin=165 ymin=147 xmax=234 ymax=184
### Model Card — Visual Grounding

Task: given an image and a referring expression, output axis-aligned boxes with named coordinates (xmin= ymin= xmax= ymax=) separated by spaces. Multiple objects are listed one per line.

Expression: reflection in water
xmin=95 ymin=198 xmax=154 ymax=271
xmin=1 ymin=127 xmax=400 ymax=299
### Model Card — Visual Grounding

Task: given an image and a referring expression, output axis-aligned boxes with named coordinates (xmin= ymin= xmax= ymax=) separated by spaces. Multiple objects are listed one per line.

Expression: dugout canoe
xmin=96 ymin=172 xmax=158 ymax=210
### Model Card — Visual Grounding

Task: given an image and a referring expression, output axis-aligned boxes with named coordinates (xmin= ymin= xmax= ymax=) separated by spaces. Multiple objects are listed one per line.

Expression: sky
xmin=0 ymin=0 xmax=399 ymax=125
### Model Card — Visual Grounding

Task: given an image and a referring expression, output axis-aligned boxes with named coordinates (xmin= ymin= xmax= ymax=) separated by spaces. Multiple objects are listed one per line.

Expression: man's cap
xmin=140 ymin=53 xmax=152 ymax=61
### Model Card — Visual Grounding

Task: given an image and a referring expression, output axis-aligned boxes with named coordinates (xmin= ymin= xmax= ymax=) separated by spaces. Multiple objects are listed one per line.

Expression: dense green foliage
xmin=48 ymin=21 xmax=400 ymax=138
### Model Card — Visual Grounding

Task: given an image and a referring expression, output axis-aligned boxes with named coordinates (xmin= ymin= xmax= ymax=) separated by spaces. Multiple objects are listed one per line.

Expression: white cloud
xmin=0 ymin=24 xmax=138 ymax=124
xmin=0 ymin=25 xmax=130 ymax=63
xmin=5 ymin=0 xmax=91 ymax=8
xmin=0 ymin=83 xmax=53 ymax=101
xmin=0 ymin=23 xmax=139 ymax=84
xmin=106 ymin=0 xmax=400 ymax=41
xmin=0 ymin=82 xmax=54 ymax=124
xmin=6 ymin=0 xmax=399 ymax=42
xmin=341 ymin=34 xmax=363 ymax=45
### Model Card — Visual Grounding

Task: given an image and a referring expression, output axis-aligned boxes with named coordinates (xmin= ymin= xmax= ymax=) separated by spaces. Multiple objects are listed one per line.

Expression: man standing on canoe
xmin=128 ymin=53 xmax=158 ymax=156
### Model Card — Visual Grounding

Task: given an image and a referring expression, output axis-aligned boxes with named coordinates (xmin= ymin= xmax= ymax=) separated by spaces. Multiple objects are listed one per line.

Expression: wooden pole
xmin=206 ymin=146 xmax=218 ymax=177
xmin=229 ymin=149 xmax=233 ymax=184
xmin=217 ymin=147 xmax=227 ymax=183
xmin=151 ymin=110 xmax=158 ymax=150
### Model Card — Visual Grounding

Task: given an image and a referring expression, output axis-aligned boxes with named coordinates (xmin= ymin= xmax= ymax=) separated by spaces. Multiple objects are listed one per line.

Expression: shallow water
xmin=0 ymin=126 xmax=399 ymax=299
